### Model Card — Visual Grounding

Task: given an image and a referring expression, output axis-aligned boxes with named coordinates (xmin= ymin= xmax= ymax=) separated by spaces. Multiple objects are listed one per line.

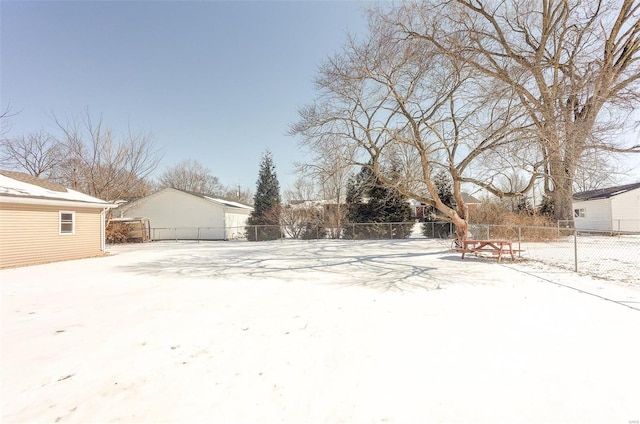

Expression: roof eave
xmin=0 ymin=195 xmax=116 ymax=209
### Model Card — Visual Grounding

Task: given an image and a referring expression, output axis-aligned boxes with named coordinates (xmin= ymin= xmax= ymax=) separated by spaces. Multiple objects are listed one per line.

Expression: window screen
xmin=60 ymin=212 xmax=74 ymax=234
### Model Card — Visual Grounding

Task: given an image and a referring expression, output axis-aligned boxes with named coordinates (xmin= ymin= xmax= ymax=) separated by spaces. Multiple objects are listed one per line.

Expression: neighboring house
xmin=0 ymin=170 xmax=115 ymax=268
xmin=117 ymin=188 xmax=253 ymax=240
xmin=572 ymin=182 xmax=640 ymax=232
xmin=459 ymin=192 xmax=483 ymax=206
xmin=410 ymin=193 xmax=482 ymax=220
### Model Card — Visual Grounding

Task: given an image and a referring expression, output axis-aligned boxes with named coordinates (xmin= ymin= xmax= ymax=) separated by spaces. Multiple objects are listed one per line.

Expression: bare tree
xmin=52 ymin=111 xmax=161 ymax=201
xmin=280 ymin=177 xmax=323 ymax=238
xmin=572 ymin=150 xmax=623 ymax=192
xmin=393 ymin=0 xmax=640 ymax=223
xmin=221 ymin=185 xmax=253 ymax=205
xmin=293 ymin=131 xmax=363 ymax=238
xmin=0 ymin=131 xmax=66 ymax=177
xmin=0 ymin=104 xmax=15 ymax=138
xmin=158 ymin=159 xmax=224 ymax=195
xmin=279 ymin=203 xmax=320 ymax=239
xmin=292 ymin=14 xmax=536 ymax=240
xmin=284 ymin=176 xmax=318 ymax=204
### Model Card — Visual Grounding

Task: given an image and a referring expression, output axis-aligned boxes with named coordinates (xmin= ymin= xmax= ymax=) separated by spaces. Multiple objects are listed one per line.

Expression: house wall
xmin=122 ymin=189 xmax=227 ymax=240
xmin=610 ymin=188 xmax=640 ymax=232
xmin=0 ymin=203 xmax=103 ymax=268
xmin=573 ymin=198 xmax=612 ymax=231
xmin=225 ymin=210 xmax=251 ymax=239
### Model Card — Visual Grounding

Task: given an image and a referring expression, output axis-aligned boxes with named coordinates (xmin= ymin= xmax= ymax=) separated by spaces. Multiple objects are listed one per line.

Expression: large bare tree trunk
xmin=547 ymin=141 xmax=578 ymax=224
xmin=452 ymin=179 xmax=469 ymax=240
xmin=293 ymin=10 xmax=536 ymax=242
xmin=392 ymin=0 xmax=640 ymax=225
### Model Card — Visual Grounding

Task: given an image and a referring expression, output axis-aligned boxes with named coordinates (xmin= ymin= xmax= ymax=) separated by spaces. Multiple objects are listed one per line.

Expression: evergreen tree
xmin=379 ymin=183 xmax=414 ymax=238
xmin=434 ymin=170 xmax=454 ymax=209
xmin=538 ymin=195 xmax=555 ymax=217
xmin=345 ymin=166 xmax=374 ymax=224
xmin=344 ymin=163 xmax=413 ymax=239
xmin=246 ymin=150 xmax=282 ymax=241
xmin=515 ymin=195 xmax=534 ymax=215
xmin=422 ymin=170 xmax=454 ymax=238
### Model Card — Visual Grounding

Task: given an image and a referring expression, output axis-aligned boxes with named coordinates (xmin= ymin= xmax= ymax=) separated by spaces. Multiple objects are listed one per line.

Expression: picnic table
xmin=454 ymin=239 xmax=517 ymax=263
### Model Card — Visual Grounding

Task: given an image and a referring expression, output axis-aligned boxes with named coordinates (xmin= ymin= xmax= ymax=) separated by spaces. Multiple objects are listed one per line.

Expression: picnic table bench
xmin=454 ymin=239 xmax=518 ymax=263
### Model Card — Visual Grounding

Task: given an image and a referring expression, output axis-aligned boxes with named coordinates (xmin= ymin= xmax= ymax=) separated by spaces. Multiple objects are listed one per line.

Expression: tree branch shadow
xmin=117 ymin=239 xmax=452 ymax=292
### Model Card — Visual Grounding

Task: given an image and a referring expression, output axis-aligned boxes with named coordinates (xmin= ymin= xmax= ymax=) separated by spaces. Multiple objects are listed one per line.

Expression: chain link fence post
xmin=574 ymin=229 xmax=578 ymax=272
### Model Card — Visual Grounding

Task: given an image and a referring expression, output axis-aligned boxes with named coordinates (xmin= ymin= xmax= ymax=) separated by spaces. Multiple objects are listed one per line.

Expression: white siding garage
xmin=611 ymin=187 xmax=640 ymax=232
xmin=119 ymin=188 xmax=252 ymax=240
xmin=573 ymin=183 xmax=640 ymax=232
xmin=572 ymin=198 xmax=612 ymax=231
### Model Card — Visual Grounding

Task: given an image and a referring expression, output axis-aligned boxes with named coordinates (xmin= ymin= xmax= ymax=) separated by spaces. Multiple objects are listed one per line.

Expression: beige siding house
xmin=0 ymin=170 xmax=114 ymax=268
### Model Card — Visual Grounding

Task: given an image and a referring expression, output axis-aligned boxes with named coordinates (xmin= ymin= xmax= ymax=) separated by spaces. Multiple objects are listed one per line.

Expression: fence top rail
xmin=151 ymin=227 xmax=227 ymax=230
xmin=469 ymin=223 xmax=560 ymax=230
xmin=147 ymin=223 xmax=639 ymax=234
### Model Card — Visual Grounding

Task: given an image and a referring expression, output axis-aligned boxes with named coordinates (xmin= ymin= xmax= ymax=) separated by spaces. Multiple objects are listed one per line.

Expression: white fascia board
xmin=223 ymin=206 xmax=252 ymax=214
xmin=0 ymin=195 xmax=116 ymax=209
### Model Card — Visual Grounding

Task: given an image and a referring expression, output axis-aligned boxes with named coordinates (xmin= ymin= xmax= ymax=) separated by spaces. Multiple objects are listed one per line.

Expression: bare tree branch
xmin=157 ymin=159 xmax=224 ymax=195
xmin=393 ymin=0 xmax=640 ymax=222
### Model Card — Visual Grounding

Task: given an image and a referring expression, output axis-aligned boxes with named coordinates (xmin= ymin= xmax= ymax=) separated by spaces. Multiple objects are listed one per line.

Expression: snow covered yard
xmin=1 ymin=239 xmax=639 ymax=423
xmin=522 ymin=235 xmax=640 ymax=285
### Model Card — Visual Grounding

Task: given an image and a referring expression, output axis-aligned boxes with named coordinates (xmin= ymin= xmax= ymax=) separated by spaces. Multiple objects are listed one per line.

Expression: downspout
xmin=101 ymin=208 xmax=107 ymax=252
xmin=223 ymin=206 xmax=228 ymax=240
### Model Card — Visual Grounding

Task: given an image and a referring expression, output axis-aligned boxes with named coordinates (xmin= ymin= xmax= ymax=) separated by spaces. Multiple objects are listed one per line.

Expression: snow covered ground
xmin=2 ymin=239 xmax=639 ymax=423
xmin=521 ymin=235 xmax=640 ymax=285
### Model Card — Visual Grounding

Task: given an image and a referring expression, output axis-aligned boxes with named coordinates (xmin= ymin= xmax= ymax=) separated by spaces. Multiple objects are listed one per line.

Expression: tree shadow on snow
xmin=116 ymin=240 xmax=450 ymax=292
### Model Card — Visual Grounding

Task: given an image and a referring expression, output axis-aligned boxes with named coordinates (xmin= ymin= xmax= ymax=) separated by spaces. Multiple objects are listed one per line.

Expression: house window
xmin=574 ymin=208 xmax=585 ymax=218
xmin=59 ymin=211 xmax=75 ymax=234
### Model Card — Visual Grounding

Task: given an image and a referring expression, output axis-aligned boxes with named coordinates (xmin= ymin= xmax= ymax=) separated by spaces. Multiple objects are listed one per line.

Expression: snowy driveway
xmin=2 ymin=239 xmax=639 ymax=423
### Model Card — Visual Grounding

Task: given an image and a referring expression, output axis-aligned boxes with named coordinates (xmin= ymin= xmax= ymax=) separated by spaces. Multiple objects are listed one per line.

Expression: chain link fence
xmin=132 ymin=221 xmax=638 ymax=282
xmin=466 ymin=223 xmax=638 ymax=283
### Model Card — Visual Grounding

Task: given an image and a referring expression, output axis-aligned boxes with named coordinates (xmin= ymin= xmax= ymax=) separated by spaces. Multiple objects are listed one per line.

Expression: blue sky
xmin=3 ymin=0 xmax=639 ymax=194
xmin=1 ymin=0 xmax=371 ymax=191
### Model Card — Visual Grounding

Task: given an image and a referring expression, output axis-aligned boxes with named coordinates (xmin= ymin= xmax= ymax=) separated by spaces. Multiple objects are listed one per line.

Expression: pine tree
xmin=345 ymin=166 xmax=374 ymax=224
xmin=246 ymin=150 xmax=282 ymax=241
xmin=379 ymin=182 xmax=414 ymax=238
xmin=434 ymin=170 xmax=454 ymax=208
xmin=344 ymin=163 xmax=413 ymax=239
xmin=515 ymin=195 xmax=534 ymax=215
xmin=423 ymin=170 xmax=454 ymax=238
xmin=538 ymin=195 xmax=555 ymax=217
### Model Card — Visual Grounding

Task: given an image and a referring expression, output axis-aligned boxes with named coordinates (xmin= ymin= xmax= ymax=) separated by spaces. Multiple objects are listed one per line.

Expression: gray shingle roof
xmin=0 ymin=169 xmax=68 ymax=192
xmin=573 ymin=182 xmax=640 ymax=201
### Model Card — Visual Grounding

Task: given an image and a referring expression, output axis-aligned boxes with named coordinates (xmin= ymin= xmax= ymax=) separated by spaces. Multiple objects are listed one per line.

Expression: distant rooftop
xmin=460 ymin=193 xmax=481 ymax=204
xmin=573 ymin=182 xmax=640 ymax=201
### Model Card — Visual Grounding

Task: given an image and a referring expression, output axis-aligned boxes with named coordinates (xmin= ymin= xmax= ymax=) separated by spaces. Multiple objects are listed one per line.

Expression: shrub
xmin=469 ymin=200 xmax=559 ymax=241
xmin=301 ymin=221 xmax=328 ymax=240
xmin=246 ymin=224 xmax=282 ymax=241
xmin=106 ymin=222 xmax=131 ymax=243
